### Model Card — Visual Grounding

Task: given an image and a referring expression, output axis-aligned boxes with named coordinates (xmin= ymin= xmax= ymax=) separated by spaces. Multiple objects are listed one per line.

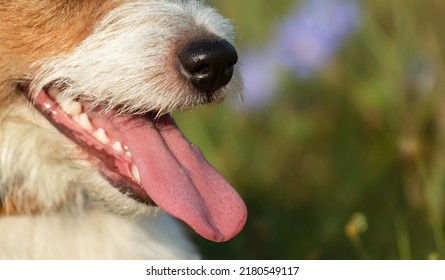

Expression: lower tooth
xmin=112 ymin=141 xmax=123 ymax=152
xmin=74 ymin=113 xmax=93 ymax=131
xmin=60 ymin=99 xmax=82 ymax=116
xmin=131 ymin=164 xmax=141 ymax=183
xmin=48 ymin=87 xmax=61 ymax=100
xmin=94 ymin=128 xmax=110 ymax=144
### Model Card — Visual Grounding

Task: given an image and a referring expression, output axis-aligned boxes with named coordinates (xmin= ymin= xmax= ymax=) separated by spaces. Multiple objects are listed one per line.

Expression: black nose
xmin=178 ymin=39 xmax=238 ymax=94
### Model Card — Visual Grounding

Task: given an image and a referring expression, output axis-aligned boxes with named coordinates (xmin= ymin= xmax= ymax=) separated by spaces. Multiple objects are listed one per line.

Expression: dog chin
xmin=81 ymin=173 xmax=159 ymax=219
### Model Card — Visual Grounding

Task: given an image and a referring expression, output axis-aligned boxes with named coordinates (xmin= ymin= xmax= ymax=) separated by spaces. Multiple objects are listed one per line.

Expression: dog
xmin=0 ymin=0 xmax=247 ymax=259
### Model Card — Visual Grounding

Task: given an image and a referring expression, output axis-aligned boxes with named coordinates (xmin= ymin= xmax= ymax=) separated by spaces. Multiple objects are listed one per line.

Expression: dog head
xmin=0 ymin=0 xmax=246 ymax=242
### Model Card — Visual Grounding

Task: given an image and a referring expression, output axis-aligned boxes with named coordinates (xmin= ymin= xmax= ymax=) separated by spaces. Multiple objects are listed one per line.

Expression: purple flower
xmin=239 ymin=48 xmax=281 ymax=109
xmin=238 ymin=0 xmax=361 ymax=110
xmin=276 ymin=0 xmax=361 ymax=77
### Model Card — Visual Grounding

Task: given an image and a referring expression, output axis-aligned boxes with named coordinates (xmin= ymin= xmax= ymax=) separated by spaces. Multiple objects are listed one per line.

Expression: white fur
xmin=0 ymin=210 xmax=198 ymax=259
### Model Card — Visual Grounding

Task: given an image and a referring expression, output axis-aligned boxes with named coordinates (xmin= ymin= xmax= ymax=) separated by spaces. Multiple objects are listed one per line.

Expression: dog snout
xmin=178 ymin=39 xmax=238 ymax=95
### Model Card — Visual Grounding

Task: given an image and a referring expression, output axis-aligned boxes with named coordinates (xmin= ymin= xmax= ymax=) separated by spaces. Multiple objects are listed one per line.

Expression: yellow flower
xmin=345 ymin=212 xmax=368 ymax=239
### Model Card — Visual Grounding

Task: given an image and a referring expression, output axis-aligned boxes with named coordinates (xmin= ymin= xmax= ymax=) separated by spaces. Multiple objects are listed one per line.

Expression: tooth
xmin=126 ymin=151 xmax=132 ymax=158
xmin=47 ymin=87 xmax=61 ymax=100
xmin=131 ymin=164 xmax=141 ymax=183
xmin=73 ymin=113 xmax=93 ymax=131
xmin=93 ymin=128 xmax=110 ymax=144
xmin=60 ymin=99 xmax=82 ymax=116
xmin=112 ymin=141 xmax=123 ymax=152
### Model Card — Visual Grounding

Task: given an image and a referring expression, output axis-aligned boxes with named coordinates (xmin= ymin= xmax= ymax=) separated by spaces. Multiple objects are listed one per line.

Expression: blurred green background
xmin=175 ymin=0 xmax=445 ymax=259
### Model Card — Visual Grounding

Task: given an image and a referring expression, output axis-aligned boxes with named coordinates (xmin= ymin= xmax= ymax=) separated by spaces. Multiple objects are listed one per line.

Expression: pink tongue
xmin=111 ymin=114 xmax=247 ymax=242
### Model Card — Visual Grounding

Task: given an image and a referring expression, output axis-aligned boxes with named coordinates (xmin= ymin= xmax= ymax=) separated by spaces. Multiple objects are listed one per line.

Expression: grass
xmin=173 ymin=0 xmax=445 ymax=259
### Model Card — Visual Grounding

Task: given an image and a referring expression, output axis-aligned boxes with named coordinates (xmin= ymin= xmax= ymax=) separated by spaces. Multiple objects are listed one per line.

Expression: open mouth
xmin=22 ymin=85 xmax=247 ymax=242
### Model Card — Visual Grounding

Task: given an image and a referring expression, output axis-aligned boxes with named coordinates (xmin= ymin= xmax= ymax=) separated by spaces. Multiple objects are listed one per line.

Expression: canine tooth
xmin=112 ymin=141 xmax=123 ymax=152
xmin=94 ymin=128 xmax=110 ymax=144
xmin=47 ymin=87 xmax=61 ymax=100
xmin=73 ymin=113 xmax=93 ymax=131
xmin=131 ymin=164 xmax=141 ymax=183
xmin=126 ymin=151 xmax=132 ymax=158
xmin=60 ymin=99 xmax=82 ymax=116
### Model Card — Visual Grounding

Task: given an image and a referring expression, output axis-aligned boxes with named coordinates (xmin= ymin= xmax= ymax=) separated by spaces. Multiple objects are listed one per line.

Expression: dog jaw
xmin=0 ymin=0 xmax=246 ymax=245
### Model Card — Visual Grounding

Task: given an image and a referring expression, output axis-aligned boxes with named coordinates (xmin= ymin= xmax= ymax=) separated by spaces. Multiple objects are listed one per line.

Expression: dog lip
xmin=22 ymin=87 xmax=154 ymax=204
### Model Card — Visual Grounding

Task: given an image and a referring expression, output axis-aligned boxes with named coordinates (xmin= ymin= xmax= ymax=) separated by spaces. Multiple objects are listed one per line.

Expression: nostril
xmin=192 ymin=64 xmax=210 ymax=75
xmin=178 ymin=39 xmax=238 ymax=94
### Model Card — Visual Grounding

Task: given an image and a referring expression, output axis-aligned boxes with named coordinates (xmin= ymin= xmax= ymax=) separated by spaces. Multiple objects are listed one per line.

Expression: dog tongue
xmin=111 ymin=114 xmax=247 ymax=242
